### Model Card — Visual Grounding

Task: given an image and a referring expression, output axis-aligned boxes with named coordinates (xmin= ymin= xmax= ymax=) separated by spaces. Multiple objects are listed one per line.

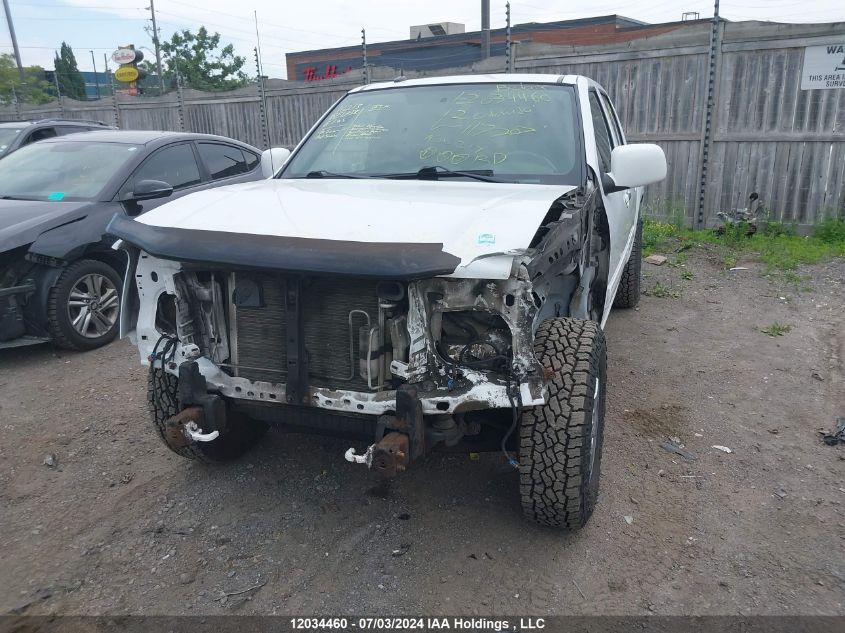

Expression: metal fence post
xmin=176 ymin=74 xmax=185 ymax=131
xmin=695 ymin=0 xmax=722 ymax=229
xmin=362 ymin=29 xmax=369 ymax=85
xmin=505 ymin=2 xmax=512 ymax=73
xmin=12 ymin=87 xmax=20 ymax=119
xmin=257 ymin=77 xmax=269 ymax=149
xmin=255 ymin=47 xmax=270 ymax=149
xmin=110 ymin=73 xmax=121 ymax=128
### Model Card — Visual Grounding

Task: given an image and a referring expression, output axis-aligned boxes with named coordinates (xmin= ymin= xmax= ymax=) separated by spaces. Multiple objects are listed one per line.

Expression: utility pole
xmin=90 ymin=51 xmax=101 ymax=99
xmin=480 ymin=0 xmax=491 ymax=60
xmin=2 ymin=0 xmax=24 ymax=79
xmin=148 ymin=0 xmax=165 ymax=94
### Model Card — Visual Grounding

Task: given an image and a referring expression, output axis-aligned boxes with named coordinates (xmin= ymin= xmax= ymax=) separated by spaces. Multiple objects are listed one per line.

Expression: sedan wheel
xmin=48 ymin=259 xmax=123 ymax=351
xmin=67 ymin=273 xmax=120 ymax=338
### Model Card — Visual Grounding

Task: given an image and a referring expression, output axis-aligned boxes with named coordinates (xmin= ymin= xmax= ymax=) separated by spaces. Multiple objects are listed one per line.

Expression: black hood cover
xmin=107 ymin=214 xmax=461 ymax=280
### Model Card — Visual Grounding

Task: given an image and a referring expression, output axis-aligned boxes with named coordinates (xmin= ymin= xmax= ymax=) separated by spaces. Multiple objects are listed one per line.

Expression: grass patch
xmin=645 ymin=282 xmax=680 ymax=298
xmin=760 ymin=322 xmax=791 ymax=337
xmin=641 ymin=217 xmax=845 ymax=271
xmin=680 ymin=269 xmax=694 ymax=280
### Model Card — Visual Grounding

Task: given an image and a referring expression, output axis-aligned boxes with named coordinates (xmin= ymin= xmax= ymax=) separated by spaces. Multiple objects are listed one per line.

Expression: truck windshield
xmin=281 ymin=83 xmax=582 ymax=185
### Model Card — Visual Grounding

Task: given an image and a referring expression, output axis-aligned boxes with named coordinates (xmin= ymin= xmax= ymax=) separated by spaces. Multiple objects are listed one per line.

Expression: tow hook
xmin=345 ymin=432 xmax=410 ymax=479
xmin=164 ymin=405 xmax=219 ymax=449
xmin=184 ymin=421 xmax=219 ymax=442
xmin=345 ymin=444 xmax=374 ymax=466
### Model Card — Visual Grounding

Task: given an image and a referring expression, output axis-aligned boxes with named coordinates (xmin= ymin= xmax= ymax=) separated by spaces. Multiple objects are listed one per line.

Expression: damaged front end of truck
xmin=108 ymin=179 xmax=608 ymax=478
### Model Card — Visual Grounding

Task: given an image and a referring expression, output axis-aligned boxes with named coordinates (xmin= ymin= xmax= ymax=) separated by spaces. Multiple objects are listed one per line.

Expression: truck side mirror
xmin=603 ymin=144 xmax=666 ymax=193
xmin=261 ymin=147 xmax=291 ymax=178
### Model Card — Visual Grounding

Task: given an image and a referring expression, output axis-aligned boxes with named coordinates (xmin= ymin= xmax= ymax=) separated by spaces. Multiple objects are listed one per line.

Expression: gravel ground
xmin=1 ymin=246 xmax=843 ymax=616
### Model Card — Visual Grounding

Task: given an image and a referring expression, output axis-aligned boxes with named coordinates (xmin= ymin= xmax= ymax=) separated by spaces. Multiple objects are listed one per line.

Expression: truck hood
xmin=119 ymin=178 xmax=577 ymax=279
xmin=0 ymin=199 xmax=93 ymax=253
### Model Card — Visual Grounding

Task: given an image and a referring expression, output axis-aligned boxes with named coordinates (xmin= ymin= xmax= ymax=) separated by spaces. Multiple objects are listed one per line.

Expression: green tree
xmin=158 ymin=27 xmax=247 ymax=91
xmin=0 ymin=53 xmax=56 ymax=106
xmin=54 ymin=42 xmax=86 ymax=100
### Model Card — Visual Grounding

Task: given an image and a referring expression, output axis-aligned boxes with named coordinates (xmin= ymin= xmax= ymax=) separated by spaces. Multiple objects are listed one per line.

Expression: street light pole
xmin=2 ymin=0 xmax=24 ymax=79
xmin=148 ymin=0 xmax=165 ymax=93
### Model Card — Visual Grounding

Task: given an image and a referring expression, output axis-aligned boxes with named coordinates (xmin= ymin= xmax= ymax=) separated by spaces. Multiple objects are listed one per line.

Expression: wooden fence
xmin=1 ymin=19 xmax=843 ymax=227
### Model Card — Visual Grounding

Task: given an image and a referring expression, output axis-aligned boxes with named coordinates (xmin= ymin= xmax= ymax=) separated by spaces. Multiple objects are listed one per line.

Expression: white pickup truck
xmin=110 ymin=74 xmax=666 ymax=529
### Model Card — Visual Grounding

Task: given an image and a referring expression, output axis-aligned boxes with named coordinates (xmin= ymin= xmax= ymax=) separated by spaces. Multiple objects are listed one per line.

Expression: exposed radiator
xmin=232 ymin=274 xmax=381 ymax=391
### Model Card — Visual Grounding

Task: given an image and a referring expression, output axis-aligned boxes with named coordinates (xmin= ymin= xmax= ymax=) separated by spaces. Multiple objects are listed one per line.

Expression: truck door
xmin=586 ymin=89 xmax=635 ymax=316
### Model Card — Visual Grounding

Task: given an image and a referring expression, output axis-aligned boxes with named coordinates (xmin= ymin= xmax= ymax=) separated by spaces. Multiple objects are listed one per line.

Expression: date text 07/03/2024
xmin=289 ymin=617 xmax=547 ymax=630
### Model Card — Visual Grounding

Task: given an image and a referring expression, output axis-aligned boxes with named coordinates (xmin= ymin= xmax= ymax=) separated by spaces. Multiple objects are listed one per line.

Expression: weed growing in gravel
xmin=721 ymin=254 xmax=738 ymax=269
xmin=646 ymin=282 xmax=680 ymax=298
xmin=641 ymin=217 xmax=845 ymax=271
xmin=680 ymin=270 xmax=694 ymax=280
xmin=760 ymin=322 xmax=791 ymax=337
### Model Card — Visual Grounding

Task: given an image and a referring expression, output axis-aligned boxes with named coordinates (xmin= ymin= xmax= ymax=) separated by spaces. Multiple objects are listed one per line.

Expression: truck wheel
xmin=519 ymin=317 xmax=606 ymax=529
xmin=148 ymin=367 xmax=268 ymax=462
xmin=47 ymin=259 xmax=122 ymax=350
xmin=613 ymin=219 xmax=642 ymax=309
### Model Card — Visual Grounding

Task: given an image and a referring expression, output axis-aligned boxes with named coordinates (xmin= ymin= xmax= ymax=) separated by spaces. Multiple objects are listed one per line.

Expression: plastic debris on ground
xmin=659 ymin=440 xmax=697 ymax=461
xmin=820 ymin=417 xmax=845 ymax=446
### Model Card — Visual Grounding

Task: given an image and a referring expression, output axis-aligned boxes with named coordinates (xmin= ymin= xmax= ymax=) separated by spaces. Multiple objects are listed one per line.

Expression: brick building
xmin=285 ymin=14 xmax=700 ymax=81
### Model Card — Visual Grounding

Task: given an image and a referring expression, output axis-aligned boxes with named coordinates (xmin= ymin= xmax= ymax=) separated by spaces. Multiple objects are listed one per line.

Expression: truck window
xmin=598 ymin=92 xmax=624 ymax=146
xmin=588 ymin=91 xmax=614 ymax=173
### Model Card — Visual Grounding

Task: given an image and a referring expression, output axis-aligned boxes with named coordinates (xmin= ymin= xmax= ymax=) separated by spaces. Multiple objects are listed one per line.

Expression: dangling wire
xmin=501 ymin=374 xmax=522 ymax=468
xmin=149 ymin=333 xmax=178 ymax=373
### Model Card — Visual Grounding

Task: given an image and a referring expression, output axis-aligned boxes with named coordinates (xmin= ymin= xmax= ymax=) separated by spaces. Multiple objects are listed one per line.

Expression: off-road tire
xmin=47 ymin=259 xmax=122 ymax=350
xmin=519 ymin=318 xmax=607 ymax=529
xmin=148 ymin=367 xmax=269 ymax=462
xmin=613 ymin=219 xmax=642 ymax=308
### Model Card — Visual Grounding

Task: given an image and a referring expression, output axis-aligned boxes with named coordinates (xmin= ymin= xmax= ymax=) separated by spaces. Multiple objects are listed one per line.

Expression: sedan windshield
xmin=0 ymin=140 xmax=140 ymax=201
xmin=281 ymin=83 xmax=582 ymax=185
xmin=0 ymin=128 xmax=23 ymax=156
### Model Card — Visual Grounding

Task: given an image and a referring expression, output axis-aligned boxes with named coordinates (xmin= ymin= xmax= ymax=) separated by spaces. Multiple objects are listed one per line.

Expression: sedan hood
xmin=130 ymin=179 xmax=575 ymax=278
xmin=0 ymin=198 xmax=93 ymax=253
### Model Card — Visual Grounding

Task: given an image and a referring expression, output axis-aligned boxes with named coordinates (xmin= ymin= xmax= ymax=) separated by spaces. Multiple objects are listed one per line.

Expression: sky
xmin=2 ymin=0 xmax=844 ymax=79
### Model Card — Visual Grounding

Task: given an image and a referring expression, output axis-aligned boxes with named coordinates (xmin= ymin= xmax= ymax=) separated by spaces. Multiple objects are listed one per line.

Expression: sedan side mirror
xmin=603 ymin=144 xmax=667 ymax=193
xmin=130 ymin=179 xmax=174 ymax=201
xmin=261 ymin=147 xmax=291 ymax=178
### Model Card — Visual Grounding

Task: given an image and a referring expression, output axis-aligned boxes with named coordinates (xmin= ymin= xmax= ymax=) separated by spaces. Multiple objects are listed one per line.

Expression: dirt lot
xmin=1 ymin=245 xmax=843 ymax=617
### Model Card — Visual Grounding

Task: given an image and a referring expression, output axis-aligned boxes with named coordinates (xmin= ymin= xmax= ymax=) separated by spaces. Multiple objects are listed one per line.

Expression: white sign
xmin=801 ymin=43 xmax=845 ymax=90
xmin=111 ymin=48 xmax=138 ymax=65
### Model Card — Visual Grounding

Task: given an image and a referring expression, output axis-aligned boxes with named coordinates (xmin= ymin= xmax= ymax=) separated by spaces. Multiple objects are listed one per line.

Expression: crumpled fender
xmin=28 ymin=214 xmax=111 ymax=261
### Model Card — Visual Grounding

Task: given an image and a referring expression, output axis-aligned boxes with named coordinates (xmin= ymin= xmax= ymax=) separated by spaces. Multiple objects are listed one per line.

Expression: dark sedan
xmin=0 ymin=130 xmax=286 ymax=350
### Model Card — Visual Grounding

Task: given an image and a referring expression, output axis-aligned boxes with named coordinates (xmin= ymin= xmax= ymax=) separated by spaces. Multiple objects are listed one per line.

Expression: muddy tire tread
xmin=519 ymin=317 xmax=606 ymax=529
xmin=147 ymin=367 xmax=213 ymax=461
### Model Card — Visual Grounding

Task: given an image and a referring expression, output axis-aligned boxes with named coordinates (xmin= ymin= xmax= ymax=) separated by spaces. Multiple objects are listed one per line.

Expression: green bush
xmin=814 ymin=218 xmax=845 ymax=244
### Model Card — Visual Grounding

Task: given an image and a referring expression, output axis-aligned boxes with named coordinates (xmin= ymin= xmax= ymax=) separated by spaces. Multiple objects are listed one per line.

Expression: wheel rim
xmin=67 ymin=273 xmax=119 ymax=339
xmin=588 ymin=379 xmax=601 ymax=476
